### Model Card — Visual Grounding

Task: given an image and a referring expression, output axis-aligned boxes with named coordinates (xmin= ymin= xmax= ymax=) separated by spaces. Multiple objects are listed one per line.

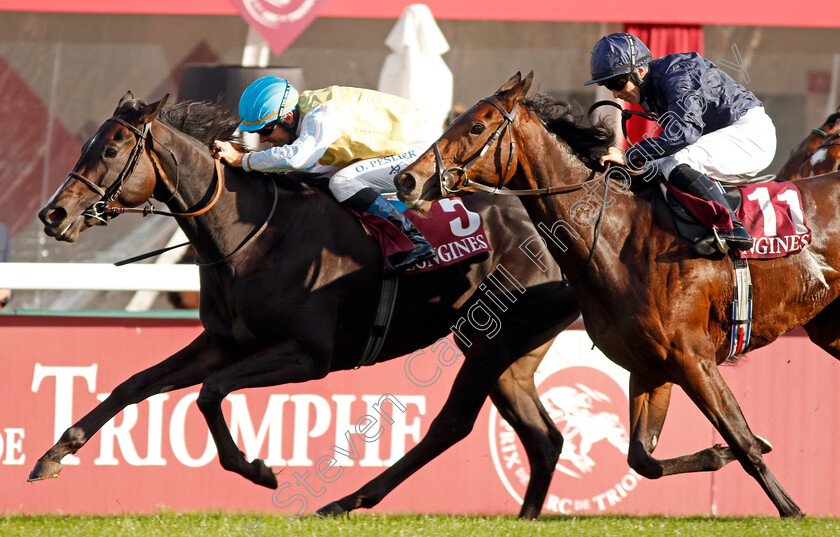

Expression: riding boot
xmin=668 ymin=164 xmax=753 ymax=255
xmin=342 ymin=188 xmax=437 ymax=272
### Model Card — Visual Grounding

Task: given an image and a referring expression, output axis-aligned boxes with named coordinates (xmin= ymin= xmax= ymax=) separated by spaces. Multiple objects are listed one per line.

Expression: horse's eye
xmin=470 ymin=123 xmax=485 ymax=135
xmin=104 ymin=148 xmax=118 ymax=158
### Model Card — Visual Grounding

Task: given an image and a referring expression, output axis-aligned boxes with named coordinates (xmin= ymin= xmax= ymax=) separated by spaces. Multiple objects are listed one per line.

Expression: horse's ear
xmin=139 ymin=94 xmax=169 ymax=124
xmin=118 ymin=91 xmax=135 ymax=107
xmin=497 ymin=72 xmax=522 ymax=94
xmin=520 ymin=71 xmax=534 ymax=97
xmin=496 ymin=71 xmax=533 ymax=102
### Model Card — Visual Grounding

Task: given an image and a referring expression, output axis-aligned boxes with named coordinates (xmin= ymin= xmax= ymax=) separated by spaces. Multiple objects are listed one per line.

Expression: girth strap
xmin=728 ymin=257 xmax=753 ymax=359
xmin=355 ymin=275 xmax=400 ymax=368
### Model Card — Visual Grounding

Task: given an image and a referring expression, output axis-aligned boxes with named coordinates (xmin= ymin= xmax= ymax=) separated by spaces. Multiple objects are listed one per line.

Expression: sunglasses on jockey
xmin=602 ymin=75 xmax=630 ymax=92
xmin=255 ymin=121 xmax=277 ymax=137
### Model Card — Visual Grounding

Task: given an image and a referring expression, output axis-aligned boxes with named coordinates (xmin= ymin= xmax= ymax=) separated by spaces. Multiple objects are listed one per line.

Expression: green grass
xmin=1 ymin=512 xmax=838 ymax=537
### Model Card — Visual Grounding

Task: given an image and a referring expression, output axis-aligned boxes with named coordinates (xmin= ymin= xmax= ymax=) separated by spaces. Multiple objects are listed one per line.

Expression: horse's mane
xmin=523 ymin=93 xmax=614 ymax=169
xmin=158 ymin=99 xmax=240 ymax=147
xmin=158 ymin=100 xmax=330 ymax=193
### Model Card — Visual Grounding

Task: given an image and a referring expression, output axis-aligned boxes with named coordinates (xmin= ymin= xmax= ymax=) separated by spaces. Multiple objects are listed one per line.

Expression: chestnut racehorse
xmin=778 ymin=109 xmax=840 ymax=179
xmin=33 ymin=93 xmax=581 ymax=518
xmin=394 ymin=72 xmax=840 ymax=518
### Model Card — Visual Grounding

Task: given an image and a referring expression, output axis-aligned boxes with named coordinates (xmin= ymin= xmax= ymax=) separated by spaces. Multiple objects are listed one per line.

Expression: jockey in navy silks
xmin=214 ymin=76 xmax=438 ymax=272
xmin=585 ymin=33 xmax=777 ymax=255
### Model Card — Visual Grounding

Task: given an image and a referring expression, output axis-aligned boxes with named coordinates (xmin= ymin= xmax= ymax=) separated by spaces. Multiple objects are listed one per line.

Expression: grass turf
xmin=2 ymin=513 xmax=839 ymax=537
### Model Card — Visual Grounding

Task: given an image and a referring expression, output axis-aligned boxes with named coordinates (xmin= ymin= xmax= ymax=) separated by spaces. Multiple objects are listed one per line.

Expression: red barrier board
xmin=1 ymin=315 xmax=838 ymax=517
xmin=1 ymin=0 xmax=840 ymax=28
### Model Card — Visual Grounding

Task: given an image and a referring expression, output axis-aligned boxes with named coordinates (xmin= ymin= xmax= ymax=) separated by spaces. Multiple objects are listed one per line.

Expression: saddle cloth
xmin=664 ymin=178 xmax=812 ymax=259
xmin=354 ymin=196 xmax=491 ymax=273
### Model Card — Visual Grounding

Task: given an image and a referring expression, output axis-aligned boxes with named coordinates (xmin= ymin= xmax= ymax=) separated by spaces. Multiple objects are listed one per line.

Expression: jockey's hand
xmin=213 ymin=140 xmax=245 ymax=167
xmin=598 ymin=146 xmax=626 ymax=167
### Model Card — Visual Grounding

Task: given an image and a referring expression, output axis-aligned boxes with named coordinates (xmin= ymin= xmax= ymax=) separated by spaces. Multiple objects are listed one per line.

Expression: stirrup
xmin=712 ymin=228 xmax=729 ymax=254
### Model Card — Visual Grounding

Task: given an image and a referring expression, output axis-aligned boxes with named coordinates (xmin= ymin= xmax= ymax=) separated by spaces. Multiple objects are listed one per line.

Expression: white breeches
xmin=657 ymin=106 xmax=777 ymax=181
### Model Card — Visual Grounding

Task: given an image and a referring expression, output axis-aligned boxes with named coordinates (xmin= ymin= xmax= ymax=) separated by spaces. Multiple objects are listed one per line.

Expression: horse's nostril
xmin=46 ymin=208 xmax=66 ymax=224
xmin=401 ymin=174 xmax=416 ymax=190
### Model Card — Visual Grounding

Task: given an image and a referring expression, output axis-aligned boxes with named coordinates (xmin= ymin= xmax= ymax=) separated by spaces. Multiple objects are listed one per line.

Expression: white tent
xmin=378 ymin=4 xmax=453 ymax=133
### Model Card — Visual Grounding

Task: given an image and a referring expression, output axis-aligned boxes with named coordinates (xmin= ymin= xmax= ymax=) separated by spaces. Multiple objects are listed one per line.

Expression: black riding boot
xmin=343 ymin=188 xmax=437 ymax=272
xmin=668 ymin=164 xmax=753 ymax=255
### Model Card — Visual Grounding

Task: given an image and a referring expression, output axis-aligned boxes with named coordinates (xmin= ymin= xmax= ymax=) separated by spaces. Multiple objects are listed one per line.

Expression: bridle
xmin=66 ymin=115 xmax=274 ymax=266
xmin=430 ymin=94 xmax=621 ymax=285
xmin=72 ymin=117 xmax=151 ymax=223
xmin=434 ymin=98 xmax=518 ymax=196
xmin=810 ymin=111 xmax=840 ymax=139
xmin=70 ymin=116 xmax=223 ymax=223
xmin=432 ymin=97 xmax=609 ymax=197
xmin=803 ymin=132 xmax=840 ymax=175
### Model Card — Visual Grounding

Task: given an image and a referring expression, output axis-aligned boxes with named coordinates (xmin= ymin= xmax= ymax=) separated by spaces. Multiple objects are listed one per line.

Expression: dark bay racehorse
xmin=33 ymin=93 xmax=581 ymax=519
xmin=779 ymin=109 xmax=840 ymax=179
xmin=395 ymin=72 xmax=840 ymax=518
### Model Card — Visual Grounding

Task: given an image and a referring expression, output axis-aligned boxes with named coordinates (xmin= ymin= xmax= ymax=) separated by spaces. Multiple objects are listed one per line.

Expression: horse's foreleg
xmin=28 ymin=331 xmax=230 ymax=482
xmin=487 ymin=339 xmax=562 ymax=520
xmin=315 ymin=337 xmax=519 ymax=518
xmin=195 ymin=338 xmax=327 ymax=489
xmin=676 ymin=358 xmax=803 ymax=518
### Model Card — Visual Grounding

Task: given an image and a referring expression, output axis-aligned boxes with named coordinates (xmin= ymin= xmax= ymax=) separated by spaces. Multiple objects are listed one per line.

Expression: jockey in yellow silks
xmin=214 ymin=76 xmax=439 ymax=272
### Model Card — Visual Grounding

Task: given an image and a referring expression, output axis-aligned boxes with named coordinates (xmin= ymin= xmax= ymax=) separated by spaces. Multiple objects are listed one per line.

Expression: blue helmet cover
xmin=584 ymin=33 xmax=652 ymax=86
xmin=238 ymin=76 xmax=300 ymax=132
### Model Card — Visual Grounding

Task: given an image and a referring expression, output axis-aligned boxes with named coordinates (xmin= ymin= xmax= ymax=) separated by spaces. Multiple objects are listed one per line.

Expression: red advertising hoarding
xmin=0 ymin=0 xmax=839 ymax=28
xmin=1 ymin=315 xmax=838 ymax=516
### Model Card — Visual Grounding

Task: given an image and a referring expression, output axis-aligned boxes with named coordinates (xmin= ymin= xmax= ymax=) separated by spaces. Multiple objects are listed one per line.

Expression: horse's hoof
xmin=314 ymin=502 xmax=348 ymax=518
xmin=28 ymin=459 xmax=63 ymax=482
xmin=251 ymin=459 xmax=278 ymax=489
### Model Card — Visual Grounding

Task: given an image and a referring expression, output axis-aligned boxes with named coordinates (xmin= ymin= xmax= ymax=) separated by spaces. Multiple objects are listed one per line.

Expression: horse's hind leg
xmin=28 ymin=331 xmax=230 ymax=482
xmin=803 ymin=298 xmax=840 ymax=360
xmin=488 ymin=342 xmax=562 ymax=519
xmin=674 ymin=356 xmax=802 ymax=517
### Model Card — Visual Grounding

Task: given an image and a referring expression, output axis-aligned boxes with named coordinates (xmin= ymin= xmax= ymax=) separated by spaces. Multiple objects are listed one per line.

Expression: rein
xmin=587 ymin=100 xmax=658 ymax=146
xmin=108 ymin=158 xmax=225 ymax=218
